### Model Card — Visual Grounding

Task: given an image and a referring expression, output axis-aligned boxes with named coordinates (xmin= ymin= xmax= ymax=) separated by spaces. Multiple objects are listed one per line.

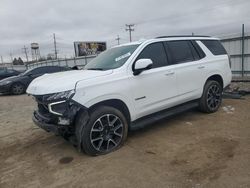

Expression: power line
xmin=53 ymin=33 xmax=58 ymax=59
xmin=115 ymin=35 xmax=121 ymax=45
xmin=126 ymin=24 xmax=135 ymax=42
xmin=22 ymin=45 xmax=29 ymax=62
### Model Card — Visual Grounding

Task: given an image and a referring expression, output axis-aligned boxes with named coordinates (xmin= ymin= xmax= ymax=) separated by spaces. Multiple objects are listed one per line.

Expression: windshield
xmin=84 ymin=44 xmax=139 ymax=70
xmin=19 ymin=68 xmax=33 ymax=76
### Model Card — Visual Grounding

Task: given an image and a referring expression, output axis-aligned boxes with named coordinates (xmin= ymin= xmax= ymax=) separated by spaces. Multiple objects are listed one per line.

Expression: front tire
xmin=77 ymin=106 xmax=128 ymax=156
xmin=11 ymin=83 xmax=25 ymax=95
xmin=199 ymin=80 xmax=223 ymax=113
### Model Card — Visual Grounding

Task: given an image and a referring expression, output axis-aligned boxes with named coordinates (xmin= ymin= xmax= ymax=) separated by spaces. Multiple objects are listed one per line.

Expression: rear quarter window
xmin=201 ymin=40 xmax=227 ymax=55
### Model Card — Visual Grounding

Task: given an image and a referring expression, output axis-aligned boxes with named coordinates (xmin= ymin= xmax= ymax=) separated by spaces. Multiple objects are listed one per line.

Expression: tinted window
xmin=166 ymin=41 xmax=195 ymax=64
xmin=201 ymin=40 xmax=227 ymax=55
xmin=191 ymin=41 xmax=206 ymax=59
xmin=136 ymin=42 xmax=168 ymax=68
xmin=47 ymin=66 xmax=64 ymax=73
xmin=31 ymin=67 xmax=50 ymax=75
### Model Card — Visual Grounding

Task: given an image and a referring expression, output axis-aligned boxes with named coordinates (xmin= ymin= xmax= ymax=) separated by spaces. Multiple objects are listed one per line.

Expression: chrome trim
xmin=48 ymin=100 xmax=66 ymax=116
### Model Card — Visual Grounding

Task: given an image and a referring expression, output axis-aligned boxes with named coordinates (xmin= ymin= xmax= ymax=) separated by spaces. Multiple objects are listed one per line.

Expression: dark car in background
xmin=0 ymin=68 xmax=20 ymax=80
xmin=0 ymin=66 xmax=69 ymax=95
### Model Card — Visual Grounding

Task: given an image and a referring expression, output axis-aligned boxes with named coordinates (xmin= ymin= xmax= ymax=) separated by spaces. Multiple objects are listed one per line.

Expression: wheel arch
xmin=205 ymin=74 xmax=224 ymax=88
xmin=88 ymin=99 xmax=131 ymax=123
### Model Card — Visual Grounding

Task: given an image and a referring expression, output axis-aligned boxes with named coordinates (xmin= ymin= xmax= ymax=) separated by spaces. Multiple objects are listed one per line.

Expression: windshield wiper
xmin=87 ymin=68 xmax=104 ymax=71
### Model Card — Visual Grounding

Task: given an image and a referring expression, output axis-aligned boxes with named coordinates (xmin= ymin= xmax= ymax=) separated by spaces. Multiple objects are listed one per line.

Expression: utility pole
xmin=22 ymin=45 xmax=29 ymax=62
xmin=241 ymin=24 xmax=245 ymax=77
xmin=126 ymin=24 xmax=135 ymax=42
xmin=10 ymin=52 xmax=13 ymax=63
xmin=0 ymin=56 xmax=3 ymax=64
xmin=53 ymin=33 xmax=58 ymax=59
xmin=115 ymin=35 xmax=121 ymax=45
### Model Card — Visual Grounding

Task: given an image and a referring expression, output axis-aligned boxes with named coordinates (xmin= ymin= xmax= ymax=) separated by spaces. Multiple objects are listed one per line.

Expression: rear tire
xmin=11 ymin=83 xmax=25 ymax=95
xmin=199 ymin=80 xmax=223 ymax=113
xmin=76 ymin=106 xmax=128 ymax=156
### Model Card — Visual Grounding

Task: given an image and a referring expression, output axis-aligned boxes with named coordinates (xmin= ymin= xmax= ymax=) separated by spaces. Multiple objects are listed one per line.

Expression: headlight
xmin=46 ymin=90 xmax=75 ymax=101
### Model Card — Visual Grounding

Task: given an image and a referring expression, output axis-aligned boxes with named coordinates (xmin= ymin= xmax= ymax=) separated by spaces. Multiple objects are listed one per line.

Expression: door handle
xmin=165 ymin=71 xmax=175 ymax=76
xmin=198 ymin=66 xmax=205 ymax=69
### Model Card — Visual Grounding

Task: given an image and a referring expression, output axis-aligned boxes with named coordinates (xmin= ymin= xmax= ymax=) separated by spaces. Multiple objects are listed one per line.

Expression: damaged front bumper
xmin=33 ymin=110 xmax=61 ymax=134
xmin=32 ymin=96 xmax=84 ymax=135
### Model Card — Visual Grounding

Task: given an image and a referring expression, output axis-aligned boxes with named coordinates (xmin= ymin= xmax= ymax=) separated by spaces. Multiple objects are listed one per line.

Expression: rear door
xmin=130 ymin=42 xmax=178 ymax=119
xmin=165 ymin=40 xmax=206 ymax=101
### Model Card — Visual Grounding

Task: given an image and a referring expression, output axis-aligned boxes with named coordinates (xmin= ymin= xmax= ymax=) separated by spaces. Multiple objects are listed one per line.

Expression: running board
xmin=130 ymin=100 xmax=199 ymax=131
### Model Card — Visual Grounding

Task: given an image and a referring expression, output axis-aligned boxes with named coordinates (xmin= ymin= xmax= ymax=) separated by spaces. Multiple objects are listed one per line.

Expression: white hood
xmin=27 ymin=70 xmax=113 ymax=95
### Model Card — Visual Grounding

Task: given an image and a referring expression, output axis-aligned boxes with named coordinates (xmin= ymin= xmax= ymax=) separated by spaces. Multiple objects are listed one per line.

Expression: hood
xmin=0 ymin=75 xmax=22 ymax=83
xmin=26 ymin=70 xmax=113 ymax=95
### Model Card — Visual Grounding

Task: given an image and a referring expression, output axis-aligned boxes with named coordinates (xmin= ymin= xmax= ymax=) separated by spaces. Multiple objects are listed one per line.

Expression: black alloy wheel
xmin=199 ymin=80 xmax=222 ymax=113
xmin=90 ymin=114 xmax=124 ymax=152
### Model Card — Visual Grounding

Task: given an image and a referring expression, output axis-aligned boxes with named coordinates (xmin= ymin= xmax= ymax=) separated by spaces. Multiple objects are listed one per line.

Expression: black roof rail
xmin=156 ymin=35 xmax=211 ymax=39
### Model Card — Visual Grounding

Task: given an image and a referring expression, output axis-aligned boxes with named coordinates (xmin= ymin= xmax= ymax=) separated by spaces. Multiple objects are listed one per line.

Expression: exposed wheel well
xmin=206 ymin=74 xmax=224 ymax=88
xmin=88 ymin=99 xmax=131 ymax=123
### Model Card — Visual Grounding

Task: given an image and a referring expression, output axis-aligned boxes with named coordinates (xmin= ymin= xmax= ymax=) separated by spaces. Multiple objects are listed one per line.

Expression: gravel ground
xmin=0 ymin=94 xmax=250 ymax=188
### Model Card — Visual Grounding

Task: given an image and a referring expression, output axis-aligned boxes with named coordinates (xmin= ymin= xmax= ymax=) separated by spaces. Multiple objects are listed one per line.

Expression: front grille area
xmin=34 ymin=95 xmax=57 ymax=123
xmin=32 ymin=95 xmax=80 ymax=128
xmin=34 ymin=95 xmax=49 ymax=115
xmin=34 ymin=95 xmax=71 ymax=121
xmin=38 ymin=103 xmax=49 ymax=115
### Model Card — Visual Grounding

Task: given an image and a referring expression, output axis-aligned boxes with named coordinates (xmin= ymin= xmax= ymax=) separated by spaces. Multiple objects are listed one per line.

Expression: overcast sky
xmin=0 ymin=0 xmax=250 ymax=62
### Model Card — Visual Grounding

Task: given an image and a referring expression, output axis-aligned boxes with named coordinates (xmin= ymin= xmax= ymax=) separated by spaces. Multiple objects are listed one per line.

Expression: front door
xmin=129 ymin=42 xmax=178 ymax=119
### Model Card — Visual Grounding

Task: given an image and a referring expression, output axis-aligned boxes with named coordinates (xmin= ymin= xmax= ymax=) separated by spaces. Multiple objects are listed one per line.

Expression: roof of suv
xmin=156 ymin=35 xmax=211 ymax=38
xmin=118 ymin=35 xmax=219 ymax=47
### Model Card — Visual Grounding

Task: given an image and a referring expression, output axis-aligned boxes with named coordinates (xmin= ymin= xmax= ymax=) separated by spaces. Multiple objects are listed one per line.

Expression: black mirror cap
xmin=133 ymin=64 xmax=152 ymax=76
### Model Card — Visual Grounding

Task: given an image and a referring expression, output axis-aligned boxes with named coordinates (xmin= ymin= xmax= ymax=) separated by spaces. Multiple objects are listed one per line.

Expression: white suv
xmin=27 ymin=36 xmax=232 ymax=155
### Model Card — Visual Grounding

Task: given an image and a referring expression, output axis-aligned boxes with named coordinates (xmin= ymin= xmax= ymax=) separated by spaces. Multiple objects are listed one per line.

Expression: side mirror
xmin=133 ymin=59 xmax=153 ymax=76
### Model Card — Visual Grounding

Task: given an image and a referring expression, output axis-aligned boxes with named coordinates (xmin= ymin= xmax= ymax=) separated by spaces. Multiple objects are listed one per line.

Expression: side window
xmin=201 ymin=40 xmax=227 ymax=55
xmin=47 ymin=66 xmax=68 ymax=73
xmin=191 ymin=40 xmax=206 ymax=59
xmin=41 ymin=67 xmax=51 ymax=73
xmin=31 ymin=67 xmax=49 ymax=75
xmin=29 ymin=68 xmax=40 ymax=75
xmin=136 ymin=42 xmax=168 ymax=69
xmin=165 ymin=41 xmax=195 ymax=64
xmin=47 ymin=66 xmax=61 ymax=73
